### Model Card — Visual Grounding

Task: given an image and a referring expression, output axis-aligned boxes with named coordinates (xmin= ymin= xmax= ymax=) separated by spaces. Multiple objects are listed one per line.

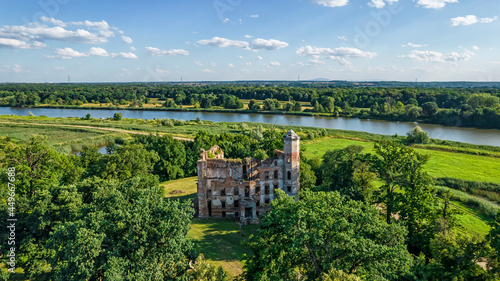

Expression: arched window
xmin=287 ymin=171 xmax=291 ymax=180
xmin=274 ymin=170 xmax=278 ymax=179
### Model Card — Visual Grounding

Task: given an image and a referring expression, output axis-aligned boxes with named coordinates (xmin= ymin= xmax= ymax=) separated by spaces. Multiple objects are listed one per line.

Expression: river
xmin=1 ymin=107 xmax=499 ymax=147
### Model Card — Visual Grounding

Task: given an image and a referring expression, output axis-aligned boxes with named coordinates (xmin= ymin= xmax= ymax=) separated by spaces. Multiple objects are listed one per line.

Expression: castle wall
xmin=196 ymin=130 xmax=300 ymax=224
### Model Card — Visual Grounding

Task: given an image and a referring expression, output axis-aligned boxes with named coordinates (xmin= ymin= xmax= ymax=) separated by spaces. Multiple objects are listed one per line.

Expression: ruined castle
xmin=196 ymin=130 xmax=300 ymax=224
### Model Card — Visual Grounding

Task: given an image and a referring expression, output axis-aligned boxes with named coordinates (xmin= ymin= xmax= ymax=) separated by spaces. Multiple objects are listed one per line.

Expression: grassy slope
xmin=302 ymin=137 xmax=500 ymax=184
xmin=188 ymin=220 xmax=259 ymax=278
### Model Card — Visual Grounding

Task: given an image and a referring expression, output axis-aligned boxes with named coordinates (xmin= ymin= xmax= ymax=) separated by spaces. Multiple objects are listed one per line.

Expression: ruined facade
xmin=196 ymin=130 xmax=300 ymax=224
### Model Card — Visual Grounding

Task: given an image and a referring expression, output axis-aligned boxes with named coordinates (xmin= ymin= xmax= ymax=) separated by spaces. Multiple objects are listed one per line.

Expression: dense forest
xmin=1 ymin=126 xmax=500 ymax=280
xmin=1 ymin=83 xmax=500 ymax=129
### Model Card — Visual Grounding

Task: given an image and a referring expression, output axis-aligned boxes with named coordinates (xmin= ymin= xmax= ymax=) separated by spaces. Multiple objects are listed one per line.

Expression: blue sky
xmin=0 ymin=0 xmax=498 ymax=82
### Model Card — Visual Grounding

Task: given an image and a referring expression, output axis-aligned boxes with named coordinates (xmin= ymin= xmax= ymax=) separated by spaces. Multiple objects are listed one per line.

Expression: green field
xmin=187 ymin=219 xmax=259 ymax=278
xmin=161 ymin=176 xmax=198 ymax=201
xmin=303 ymin=137 xmax=500 ymax=184
xmin=0 ymin=123 xmax=123 ymax=153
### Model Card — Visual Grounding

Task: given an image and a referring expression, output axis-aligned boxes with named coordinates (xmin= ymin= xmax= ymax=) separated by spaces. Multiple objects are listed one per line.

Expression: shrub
xmin=406 ymin=126 xmax=430 ymax=144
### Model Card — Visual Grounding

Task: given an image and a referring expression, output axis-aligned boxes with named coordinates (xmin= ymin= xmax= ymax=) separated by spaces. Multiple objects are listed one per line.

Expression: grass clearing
xmin=451 ymin=201 xmax=492 ymax=238
xmin=161 ymin=176 xmax=198 ymax=201
xmin=187 ymin=219 xmax=259 ymax=279
xmin=303 ymin=137 xmax=500 ymax=184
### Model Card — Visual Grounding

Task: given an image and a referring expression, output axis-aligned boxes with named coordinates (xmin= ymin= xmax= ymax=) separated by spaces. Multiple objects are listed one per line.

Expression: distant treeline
xmin=1 ymin=83 xmax=500 ymax=129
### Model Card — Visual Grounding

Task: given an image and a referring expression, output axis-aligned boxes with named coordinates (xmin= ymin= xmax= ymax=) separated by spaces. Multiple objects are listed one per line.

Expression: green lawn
xmin=0 ymin=123 xmax=127 ymax=153
xmin=161 ymin=176 xmax=198 ymax=201
xmin=451 ymin=201 xmax=492 ymax=238
xmin=303 ymin=137 xmax=500 ymax=184
xmin=187 ymin=219 xmax=259 ymax=279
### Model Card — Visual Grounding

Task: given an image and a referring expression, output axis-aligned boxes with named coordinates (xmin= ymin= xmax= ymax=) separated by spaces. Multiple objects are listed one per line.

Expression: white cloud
xmin=310 ymin=0 xmax=349 ymax=7
xmin=244 ymin=35 xmax=253 ymax=38
xmin=368 ymin=0 xmax=398 ymax=9
xmin=54 ymin=47 xmax=89 ymax=59
xmin=268 ymin=61 xmax=281 ymax=67
xmin=0 ymin=64 xmax=27 ymax=73
xmin=0 ymin=18 xmax=121 ymax=49
xmin=416 ymin=0 xmax=458 ymax=9
xmin=256 ymin=56 xmax=263 ymax=60
xmin=228 ymin=63 xmax=235 ymax=68
xmin=202 ymin=69 xmax=214 ymax=73
xmin=40 ymin=17 xmax=66 ymax=27
xmin=243 ymin=61 xmax=252 ymax=66
xmin=297 ymin=46 xmax=375 ymax=68
xmin=210 ymin=62 xmax=217 ymax=67
xmin=451 ymin=15 xmax=497 ymax=26
xmin=400 ymin=49 xmax=474 ymax=63
xmin=297 ymin=46 xmax=376 ymax=58
xmin=89 ymin=47 xmax=109 ymax=56
xmin=194 ymin=61 xmax=203 ymax=66
xmin=112 ymin=52 xmax=138 ymax=59
xmin=337 ymin=35 xmax=347 ymax=41
xmin=298 ymin=59 xmax=326 ymax=66
xmin=250 ymin=38 xmax=289 ymax=50
xmin=197 ymin=37 xmax=249 ymax=49
xmin=197 ymin=37 xmax=288 ymax=51
xmin=481 ymin=16 xmax=498 ymax=23
xmin=0 ymin=38 xmax=47 ymax=49
xmin=121 ymin=36 xmax=133 ymax=44
xmin=0 ymin=24 xmax=111 ymax=44
xmin=402 ymin=42 xmax=428 ymax=48
xmin=145 ymin=47 xmax=189 ymax=56
xmin=130 ymin=46 xmax=136 ymax=51
xmin=472 ymin=45 xmax=480 ymax=50
xmin=250 ymin=14 xmax=259 ymax=18
xmin=223 ymin=18 xmax=229 ymax=24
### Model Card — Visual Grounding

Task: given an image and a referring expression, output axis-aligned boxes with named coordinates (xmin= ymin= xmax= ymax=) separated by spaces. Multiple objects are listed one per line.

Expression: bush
xmin=406 ymin=126 xmax=430 ymax=144
xmin=112 ymin=112 xmax=122 ymax=121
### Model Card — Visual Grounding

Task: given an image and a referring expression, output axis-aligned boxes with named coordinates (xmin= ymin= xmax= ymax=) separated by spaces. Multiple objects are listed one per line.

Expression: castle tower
xmin=283 ymin=129 xmax=300 ymax=196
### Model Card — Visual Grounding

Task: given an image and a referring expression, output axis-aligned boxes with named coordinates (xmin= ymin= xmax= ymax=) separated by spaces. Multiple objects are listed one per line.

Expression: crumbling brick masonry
xmin=196 ymin=129 xmax=300 ymax=224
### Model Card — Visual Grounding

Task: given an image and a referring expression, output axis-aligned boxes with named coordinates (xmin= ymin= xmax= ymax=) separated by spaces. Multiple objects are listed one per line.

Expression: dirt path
xmin=0 ymin=121 xmax=194 ymax=142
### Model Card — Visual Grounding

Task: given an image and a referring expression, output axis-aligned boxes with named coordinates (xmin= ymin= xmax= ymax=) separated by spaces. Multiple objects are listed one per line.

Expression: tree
xmin=425 ymin=231 xmax=489 ymax=280
xmin=374 ymin=140 xmax=438 ymax=254
xmin=242 ymin=189 xmax=413 ymax=281
xmin=487 ymin=211 xmax=500 ymax=276
xmin=292 ymin=100 xmax=302 ymax=112
xmin=188 ymin=254 xmax=228 ymax=281
xmin=406 ymin=126 xmax=430 ymax=144
xmin=299 ymin=160 xmax=317 ymax=190
xmin=112 ymin=112 xmax=122 ymax=121
xmin=134 ymin=135 xmax=187 ymax=181
xmin=47 ymin=177 xmax=195 ymax=281
xmin=422 ymin=102 xmax=439 ymax=117
xmin=96 ymin=143 xmax=160 ymax=181
xmin=248 ymin=99 xmax=260 ymax=111
xmin=3 ymin=135 xmax=63 ymax=196
xmin=320 ymin=145 xmax=376 ymax=201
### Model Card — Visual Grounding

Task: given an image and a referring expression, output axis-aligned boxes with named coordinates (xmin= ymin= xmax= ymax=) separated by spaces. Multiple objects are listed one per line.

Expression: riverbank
xmin=6 ymin=104 xmax=500 ymax=132
xmin=2 ymin=106 xmax=500 ymax=147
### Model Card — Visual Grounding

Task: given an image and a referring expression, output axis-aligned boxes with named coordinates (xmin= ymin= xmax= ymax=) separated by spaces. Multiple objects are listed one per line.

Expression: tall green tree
xmin=374 ymin=140 xmax=438 ymax=254
xmin=47 ymin=177 xmax=194 ymax=281
xmin=320 ymin=145 xmax=376 ymax=201
xmin=242 ymin=190 xmax=413 ymax=281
